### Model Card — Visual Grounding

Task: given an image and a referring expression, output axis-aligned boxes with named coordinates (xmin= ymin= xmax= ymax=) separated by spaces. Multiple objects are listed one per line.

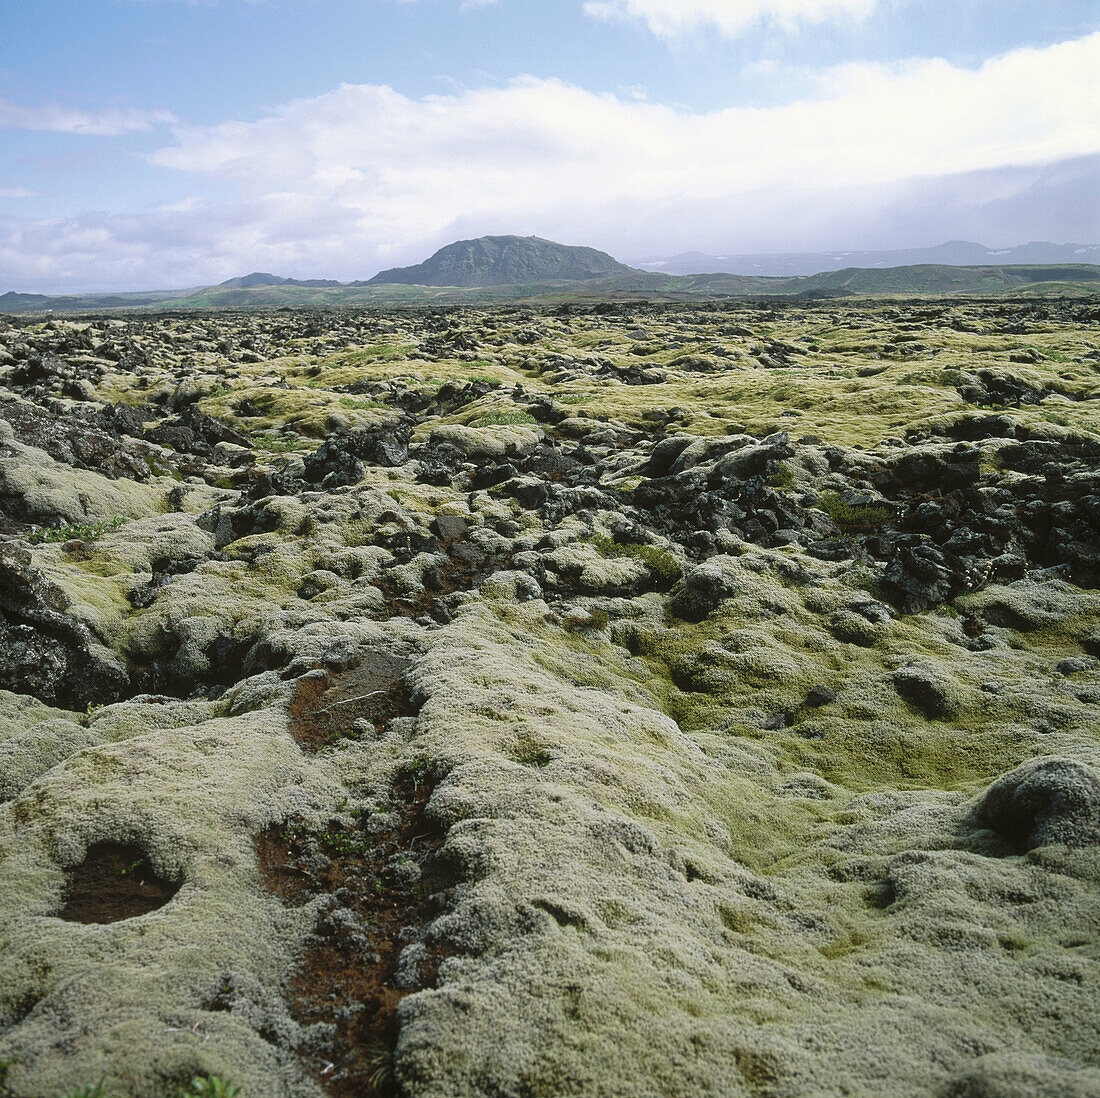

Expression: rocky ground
xmin=0 ymin=299 xmax=1098 ymax=1098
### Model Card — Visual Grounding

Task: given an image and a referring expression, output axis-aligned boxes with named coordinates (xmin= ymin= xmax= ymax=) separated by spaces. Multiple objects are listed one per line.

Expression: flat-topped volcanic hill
xmin=364 ymin=235 xmax=636 ymax=287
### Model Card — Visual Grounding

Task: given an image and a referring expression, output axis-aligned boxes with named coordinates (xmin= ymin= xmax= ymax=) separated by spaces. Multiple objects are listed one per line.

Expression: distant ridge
xmin=365 ymin=235 xmax=636 ymax=287
xmin=219 ymin=272 xmax=343 ymax=288
xmin=636 ymin=240 xmax=1100 ymax=277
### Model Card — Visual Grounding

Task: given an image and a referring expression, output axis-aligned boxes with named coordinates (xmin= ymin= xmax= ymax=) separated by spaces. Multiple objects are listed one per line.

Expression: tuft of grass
xmin=589 ymin=536 xmax=681 ymax=582
xmin=26 ymin=517 xmax=127 ymax=545
xmin=817 ymin=492 xmax=894 ymax=531
xmin=469 ymin=410 xmax=537 ymax=428
xmin=364 ymin=1039 xmax=394 ymax=1093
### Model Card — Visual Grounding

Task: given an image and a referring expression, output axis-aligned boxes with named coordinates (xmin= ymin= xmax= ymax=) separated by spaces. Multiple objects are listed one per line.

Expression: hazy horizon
xmin=2 ymin=1 xmax=1098 ymax=294
xmin=7 ymin=232 xmax=1100 ymax=298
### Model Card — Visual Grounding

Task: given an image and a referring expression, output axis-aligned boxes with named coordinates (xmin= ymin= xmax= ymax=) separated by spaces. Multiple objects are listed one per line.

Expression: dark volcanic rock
xmin=303 ymin=421 xmax=412 ymax=487
xmin=145 ymin=406 xmax=248 ymax=457
xmin=1 ymin=396 xmax=157 ymax=482
xmin=879 ymin=534 xmax=985 ymax=613
xmin=0 ymin=544 xmax=129 ymax=708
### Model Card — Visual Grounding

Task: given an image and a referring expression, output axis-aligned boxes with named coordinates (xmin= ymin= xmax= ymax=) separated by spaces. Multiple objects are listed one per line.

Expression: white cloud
xmin=583 ymin=0 xmax=879 ymax=38
xmin=0 ymin=186 xmax=39 ymax=198
xmin=0 ymin=99 xmax=176 ymax=136
xmin=149 ymin=33 xmax=1100 ymax=234
xmin=2 ymin=33 xmax=1098 ymax=291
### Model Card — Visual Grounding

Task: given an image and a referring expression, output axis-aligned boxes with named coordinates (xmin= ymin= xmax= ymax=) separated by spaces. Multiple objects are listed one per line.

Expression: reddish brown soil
xmin=287 ymin=651 xmax=413 ymax=753
xmin=374 ymin=544 xmax=514 ymax=623
xmin=58 ymin=842 xmax=179 ymax=924
xmin=258 ymin=660 xmax=453 ymax=1096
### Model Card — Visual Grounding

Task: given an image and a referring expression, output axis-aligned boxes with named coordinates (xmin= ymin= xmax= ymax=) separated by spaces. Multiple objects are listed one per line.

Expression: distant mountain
xmin=0 ymin=291 xmax=51 ymax=308
xmin=635 ymin=241 xmax=1100 ymax=277
xmin=219 ymin=272 xmax=289 ymax=288
xmin=219 ymin=272 xmax=343 ymax=289
xmin=366 ymin=235 xmax=636 ymax=287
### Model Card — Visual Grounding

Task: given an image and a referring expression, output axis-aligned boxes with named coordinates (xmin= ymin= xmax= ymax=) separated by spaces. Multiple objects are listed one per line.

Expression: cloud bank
xmin=583 ymin=0 xmax=879 ymax=39
xmin=2 ymin=33 xmax=1097 ymax=291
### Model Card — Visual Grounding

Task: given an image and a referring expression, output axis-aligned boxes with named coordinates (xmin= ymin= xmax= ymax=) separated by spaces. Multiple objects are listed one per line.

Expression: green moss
xmin=252 ymin=435 xmax=313 ymax=455
xmin=337 ymin=397 xmax=390 ymax=411
xmin=470 ymin=410 xmax=537 ymax=428
xmin=817 ymin=492 xmax=894 ymax=530
xmin=511 ymin=734 xmax=554 ymax=769
xmin=769 ymin=463 xmax=796 ymax=490
xmin=589 ymin=536 xmax=681 ymax=583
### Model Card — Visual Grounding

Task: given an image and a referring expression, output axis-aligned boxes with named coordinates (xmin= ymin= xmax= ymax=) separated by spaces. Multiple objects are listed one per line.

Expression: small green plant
xmin=1 ymin=1057 xmax=16 ymax=1098
xmin=175 ymin=1077 xmax=241 ymax=1098
xmin=280 ymin=814 xmax=373 ymax=858
xmin=26 ymin=517 xmax=127 ymax=545
xmin=319 ymin=825 xmax=371 ymax=858
xmin=61 ymin=1083 xmax=110 ymax=1098
xmin=556 ymin=392 xmax=589 ymax=405
xmin=143 ymin=453 xmax=172 ymax=477
xmin=589 ymin=536 xmax=681 ymax=582
xmin=817 ymin=492 xmax=894 ymax=531
xmin=403 ymin=757 xmax=430 ymax=788
xmin=208 ymin=384 xmax=231 ymax=399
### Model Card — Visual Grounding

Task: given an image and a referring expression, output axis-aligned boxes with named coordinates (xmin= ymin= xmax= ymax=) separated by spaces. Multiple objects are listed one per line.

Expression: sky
xmin=0 ymin=0 xmax=1097 ymax=292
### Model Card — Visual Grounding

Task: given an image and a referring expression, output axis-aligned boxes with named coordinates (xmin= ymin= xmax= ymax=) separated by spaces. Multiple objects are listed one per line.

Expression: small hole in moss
xmin=59 ymin=842 xmax=179 ymax=924
xmin=863 ymin=879 xmax=897 ymax=910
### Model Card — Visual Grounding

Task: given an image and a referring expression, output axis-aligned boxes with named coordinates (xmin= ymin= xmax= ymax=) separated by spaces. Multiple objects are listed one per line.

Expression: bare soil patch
xmin=287 ymin=651 xmax=413 ymax=753
xmin=259 ymin=664 xmax=452 ymax=1095
xmin=58 ymin=842 xmax=179 ymax=924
